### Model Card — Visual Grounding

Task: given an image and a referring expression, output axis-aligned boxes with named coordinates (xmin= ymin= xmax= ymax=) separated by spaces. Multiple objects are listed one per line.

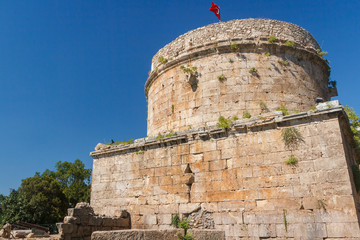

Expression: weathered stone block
xmin=64 ymin=216 xmax=80 ymax=224
xmin=92 ymin=230 xmax=144 ymax=240
xmin=58 ymin=223 xmax=74 ymax=234
xmin=327 ymin=222 xmax=360 ymax=238
xmin=187 ymin=229 xmax=225 ymax=240
xmin=91 ymin=229 xmax=183 ymax=240
xmin=88 ymin=216 xmax=103 ymax=226
xmin=143 ymin=229 xmax=183 ymax=240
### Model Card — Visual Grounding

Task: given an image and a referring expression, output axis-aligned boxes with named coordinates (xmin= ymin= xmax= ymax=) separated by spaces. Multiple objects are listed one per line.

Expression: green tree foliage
xmin=345 ymin=105 xmax=360 ymax=153
xmin=0 ymin=189 xmax=32 ymax=224
xmin=0 ymin=159 xmax=91 ymax=225
xmin=55 ymin=159 xmax=92 ymax=207
xmin=19 ymin=172 xmax=68 ymax=224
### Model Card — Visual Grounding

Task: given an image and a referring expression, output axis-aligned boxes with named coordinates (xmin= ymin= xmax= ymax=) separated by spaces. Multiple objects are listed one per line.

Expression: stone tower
xmin=146 ymin=19 xmax=335 ymax=136
xmin=90 ymin=19 xmax=360 ymax=239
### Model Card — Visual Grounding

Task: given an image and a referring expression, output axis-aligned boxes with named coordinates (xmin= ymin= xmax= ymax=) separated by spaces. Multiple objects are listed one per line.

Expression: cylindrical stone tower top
xmin=145 ymin=18 xmax=332 ymax=136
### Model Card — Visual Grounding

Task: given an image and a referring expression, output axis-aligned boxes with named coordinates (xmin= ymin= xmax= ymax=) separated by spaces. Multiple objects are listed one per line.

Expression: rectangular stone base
xmin=91 ymin=229 xmax=225 ymax=240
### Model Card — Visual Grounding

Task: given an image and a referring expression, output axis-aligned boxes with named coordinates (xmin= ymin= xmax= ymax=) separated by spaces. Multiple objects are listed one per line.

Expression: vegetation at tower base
xmin=170 ymin=214 xmax=193 ymax=240
xmin=0 ymin=159 xmax=91 ymax=226
xmin=345 ymin=105 xmax=360 ymax=192
xmin=345 ymin=105 xmax=360 ymax=153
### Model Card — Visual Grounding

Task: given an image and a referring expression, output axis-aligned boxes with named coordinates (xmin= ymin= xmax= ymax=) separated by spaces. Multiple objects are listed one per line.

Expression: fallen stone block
xmin=12 ymin=230 xmax=31 ymax=238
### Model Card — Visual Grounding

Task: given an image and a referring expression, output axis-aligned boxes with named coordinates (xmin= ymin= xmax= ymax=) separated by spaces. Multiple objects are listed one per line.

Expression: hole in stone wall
xmin=184 ymin=164 xmax=193 ymax=173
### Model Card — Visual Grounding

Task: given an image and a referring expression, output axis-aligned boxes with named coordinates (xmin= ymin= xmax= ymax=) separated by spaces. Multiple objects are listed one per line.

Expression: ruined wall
xmin=91 ymin=108 xmax=360 ymax=239
xmin=57 ymin=203 xmax=130 ymax=240
xmin=145 ymin=19 xmax=333 ymax=136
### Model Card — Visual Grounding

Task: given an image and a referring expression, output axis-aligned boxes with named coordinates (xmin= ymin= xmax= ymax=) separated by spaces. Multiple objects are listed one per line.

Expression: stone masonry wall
xmin=57 ymin=203 xmax=130 ymax=240
xmin=91 ymin=108 xmax=360 ymax=239
xmin=150 ymin=19 xmax=320 ymax=68
xmin=145 ymin=19 xmax=333 ymax=136
xmin=146 ymin=45 xmax=330 ymax=136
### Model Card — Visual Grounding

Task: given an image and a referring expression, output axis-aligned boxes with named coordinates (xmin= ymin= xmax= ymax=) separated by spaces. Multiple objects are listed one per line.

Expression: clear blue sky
xmin=0 ymin=1 xmax=359 ymax=195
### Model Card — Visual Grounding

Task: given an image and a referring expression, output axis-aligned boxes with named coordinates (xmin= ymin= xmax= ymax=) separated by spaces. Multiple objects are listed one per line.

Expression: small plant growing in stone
xmin=284 ymin=41 xmax=295 ymax=47
xmin=171 ymin=214 xmax=181 ymax=228
xmin=268 ymin=35 xmax=278 ymax=43
xmin=232 ymin=115 xmax=239 ymax=121
xmin=278 ymin=59 xmax=289 ymax=66
xmin=344 ymin=105 xmax=360 ymax=154
xmin=249 ymin=67 xmax=257 ymax=74
xmin=213 ymin=41 xmax=218 ymax=47
xmin=181 ymin=65 xmax=199 ymax=89
xmin=285 ymin=155 xmax=298 ymax=165
xmin=180 ymin=65 xmax=197 ymax=75
xmin=229 ymin=58 xmax=234 ymax=63
xmin=283 ymin=209 xmax=288 ymax=232
xmin=217 ymin=116 xmax=232 ymax=130
xmin=158 ymin=56 xmax=168 ymax=65
xmin=217 ymin=74 xmax=226 ymax=81
xmin=171 ymin=215 xmax=193 ymax=240
xmin=310 ymin=105 xmax=317 ymax=111
xmin=107 ymin=138 xmax=134 ymax=145
xmin=177 ymin=219 xmax=193 ymax=240
xmin=316 ymin=49 xmax=328 ymax=57
xmin=318 ymin=200 xmax=326 ymax=211
xmin=165 ymin=130 xmax=177 ymax=138
xmin=136 ymin=150 xmax=145 ymax=155
xmin=281 ymin=127 xmax=303 ymax=150
xmin=265 ymin=52 xmax=271 ymax=56
xmin=156 ymin=133 xmax=164 ymax=140
xmin=243 ymin=110 xmax=251 ymax=119
xmin=230 ymin=41 xmax=239 ymax=50
xmin=171 ymin=104 xmax=175 ymax=113
xmin=277 ymin=105 xmax=290 ymax=115
xmin=259 ymin=101 xmax=269 ymax=112
xmin=328 ymin=80 xmax=337 ymax=88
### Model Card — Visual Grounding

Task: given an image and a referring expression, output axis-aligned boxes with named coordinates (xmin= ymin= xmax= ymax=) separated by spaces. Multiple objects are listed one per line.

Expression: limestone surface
xmin=145 ymin=19 xmax=333 ymax=136
xmin=91 ymin=107 xmax=360 ymax=239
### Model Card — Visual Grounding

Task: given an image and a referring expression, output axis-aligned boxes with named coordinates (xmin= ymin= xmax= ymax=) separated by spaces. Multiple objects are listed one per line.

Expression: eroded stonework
xmin=145 ymin=19 xmax=332 ymax=136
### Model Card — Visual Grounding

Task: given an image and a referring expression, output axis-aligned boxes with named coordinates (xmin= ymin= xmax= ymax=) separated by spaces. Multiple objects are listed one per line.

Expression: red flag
xmin=209 ymin=2 xmax=220 ymax=21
